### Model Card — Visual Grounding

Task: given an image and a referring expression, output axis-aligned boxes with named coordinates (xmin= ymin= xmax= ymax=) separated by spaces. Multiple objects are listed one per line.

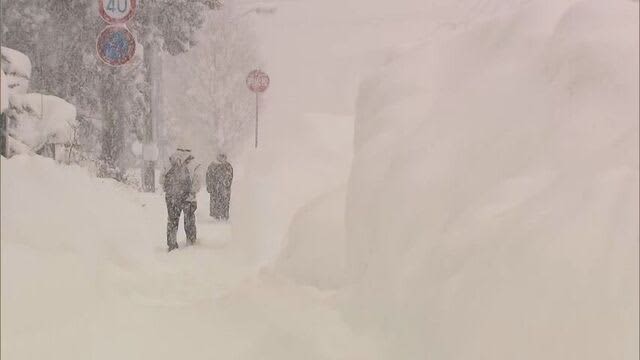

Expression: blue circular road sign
xmin=96 ymin=25 xmax=136 ymax=66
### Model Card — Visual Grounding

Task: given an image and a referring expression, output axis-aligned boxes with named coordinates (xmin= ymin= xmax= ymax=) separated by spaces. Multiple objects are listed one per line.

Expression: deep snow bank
xmin=1 ymin=156 xmax=155 ymax=358
xmin=340 ymin=1 xmax=638 ymax=359
xmin=0 ymin=156 xmax=152 ymax=255
xmin=232 ymin=112 xmax=354 ymax=264
xmin=276 ymin=187 xmax=349 ymax=289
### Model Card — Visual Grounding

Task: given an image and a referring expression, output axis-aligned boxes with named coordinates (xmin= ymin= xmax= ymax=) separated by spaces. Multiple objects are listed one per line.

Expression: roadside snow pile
xmin=1 ymin=155 xmax=156 ymax=358
xmin=337 ymin=1 xmax=638 ymax=359
xmin=275 ymin=187 xmax=349 ymax=289
xmin=0 ymin=155 xmax=152 ymax=260
xmin=233 ymin=112 xmax=354 ymax=265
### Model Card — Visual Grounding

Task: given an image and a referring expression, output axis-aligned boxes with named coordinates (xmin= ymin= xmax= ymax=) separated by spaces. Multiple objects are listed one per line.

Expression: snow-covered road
xmin=1 ymin=156 xmax=377 ymax=359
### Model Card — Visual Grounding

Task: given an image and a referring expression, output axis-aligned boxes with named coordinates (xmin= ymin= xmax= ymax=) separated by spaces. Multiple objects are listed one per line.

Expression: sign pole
xmin=255 ymin=92 xmax=259 ymax=148
xmin=246 ymin=69 xmax=269 ymax=149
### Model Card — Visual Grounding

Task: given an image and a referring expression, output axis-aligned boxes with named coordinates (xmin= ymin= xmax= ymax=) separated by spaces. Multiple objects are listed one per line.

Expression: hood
xmin=169 ymin=149 xmax=194 ymax=166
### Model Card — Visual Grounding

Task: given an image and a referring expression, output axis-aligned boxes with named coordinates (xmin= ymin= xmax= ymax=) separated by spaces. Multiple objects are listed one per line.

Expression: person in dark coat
xmin=206 ymin=153 xmax=233 ymax=221
xmin=161 ymin=148 xmax=201 ymax=251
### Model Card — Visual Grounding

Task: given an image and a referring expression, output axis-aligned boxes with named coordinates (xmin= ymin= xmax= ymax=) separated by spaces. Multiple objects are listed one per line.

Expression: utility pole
xmin=140 ymin=0 xmax=161 ymax=193
xmin=142 ymin=40 xmax=159 ymax=192
xmin=0 ymin=112 xmax=6 ymax=157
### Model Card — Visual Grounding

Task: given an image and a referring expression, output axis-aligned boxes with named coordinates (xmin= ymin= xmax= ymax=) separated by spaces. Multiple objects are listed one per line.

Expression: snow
xmin=1 ymin=155 xmax=378 ymax=359
xmin=0 ymin=46 xmax=31 ymax=94
xmin=0 ymin=46 xmax=31 ymax=79
xmin=275 ymin=187 xmax=349 ymax=289
xmin=252 ymin=0 xmax=638 ymax=358
xmin=0 ymin=47 xmax=77 ymax=155
xmin=232 ymin=112 xmax=354 ymax=264
xmin=1 ymin=0 xmax=637 ymax=358
xmin=1 ymin=69 xmax=8 ymax=112
xmin=7 ymin=93 xmax=77 ymax=149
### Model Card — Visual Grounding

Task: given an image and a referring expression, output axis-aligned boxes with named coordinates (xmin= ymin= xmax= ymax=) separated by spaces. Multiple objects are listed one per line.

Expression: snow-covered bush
xmin=1 ymin=47 xmax=77 ymax=158
xmin=1 ymin=69 xmax=8 ymax=113
xmin=163 ymin=5 xmax=260 ymax=163
xmin=7 ymin=93 xmax=76 ymax=149
xmin=0 ymin=46 xmax=31 ymax=94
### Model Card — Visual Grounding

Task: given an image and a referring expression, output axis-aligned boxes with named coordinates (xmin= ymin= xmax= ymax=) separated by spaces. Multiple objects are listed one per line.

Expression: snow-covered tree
xmin=1 ymin=0 xmax=219 ymax=183
xmin=133 ymin=0 xmax=220 ymax=190
xmin=1 ymin=0 xmax=134 ymax=170
xmin=163 ymin=5 xmax=261 ymax=160
xmin=1 ymin=46 xmax=78 ymax=159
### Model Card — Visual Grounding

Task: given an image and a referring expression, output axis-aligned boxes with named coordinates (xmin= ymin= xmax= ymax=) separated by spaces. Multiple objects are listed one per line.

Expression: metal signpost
xmin=96 ymin=0 xmax=137 ymax=66
xmin=246 ymin=69 xmax=270 ymax=148
xmin=96 ymin=0 xmax=157 ymax=191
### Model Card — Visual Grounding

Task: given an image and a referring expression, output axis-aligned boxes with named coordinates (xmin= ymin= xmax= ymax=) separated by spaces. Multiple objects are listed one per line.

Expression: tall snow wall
xmin=341 ymin=1 xmax=638 ymax=359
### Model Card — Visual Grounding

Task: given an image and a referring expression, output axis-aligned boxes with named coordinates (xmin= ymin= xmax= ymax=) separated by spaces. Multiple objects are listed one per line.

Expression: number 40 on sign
xmin=99 ymin=0 xmax=137 ymax=24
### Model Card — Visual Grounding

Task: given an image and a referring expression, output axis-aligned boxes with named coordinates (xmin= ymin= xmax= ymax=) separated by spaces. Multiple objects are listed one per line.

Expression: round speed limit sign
xmin=99 ymin=0 xmax=137 ymax=24
xmin=246 ymin=69 xmax=270 ymax=93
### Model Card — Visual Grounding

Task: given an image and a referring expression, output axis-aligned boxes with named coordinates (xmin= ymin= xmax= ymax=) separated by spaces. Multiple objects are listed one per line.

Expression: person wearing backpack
xmin=160 ymin=147 xmax=201 ymax=251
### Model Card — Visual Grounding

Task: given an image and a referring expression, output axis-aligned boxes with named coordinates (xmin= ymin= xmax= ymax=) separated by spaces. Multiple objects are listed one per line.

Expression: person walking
xmin=161 ymin=147 xmax=201 ymax=251
xmin=206 ymin=153 xmax=233 ymax=221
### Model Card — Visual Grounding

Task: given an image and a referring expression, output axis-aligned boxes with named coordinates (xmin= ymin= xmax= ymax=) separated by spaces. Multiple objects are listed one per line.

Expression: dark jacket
xmin=161 ymin=150 xmax=200 ymax=201
xmin=206 ymin=160 xmax=233 ymax=194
